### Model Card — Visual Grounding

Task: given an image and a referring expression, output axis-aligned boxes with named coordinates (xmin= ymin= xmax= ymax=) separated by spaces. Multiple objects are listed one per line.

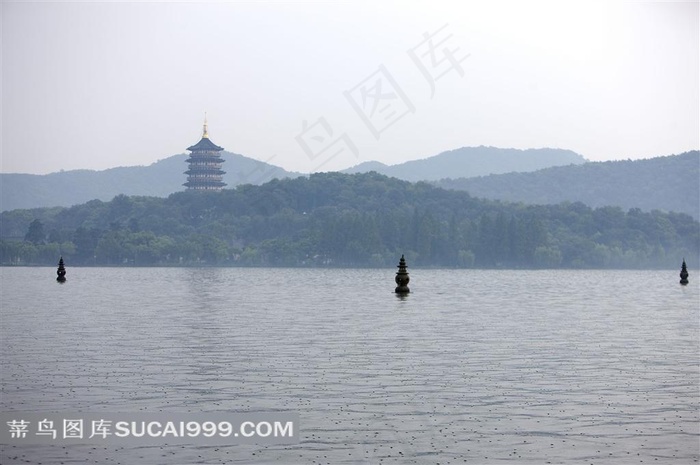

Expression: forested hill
xmin=1 ymin=146 xmax=583 ymax=212
xmin=436 ymin=151 xmax=700 ymax=219
xmin=0 ymin=152 xmax=300 ymax=212
xmin=2 ymin=172 xmax=697 ymax=269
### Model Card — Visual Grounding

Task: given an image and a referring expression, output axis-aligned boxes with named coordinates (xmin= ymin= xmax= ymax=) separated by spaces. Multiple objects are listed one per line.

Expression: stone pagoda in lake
xmin=183 ymin=116 xmax=226 ymax=190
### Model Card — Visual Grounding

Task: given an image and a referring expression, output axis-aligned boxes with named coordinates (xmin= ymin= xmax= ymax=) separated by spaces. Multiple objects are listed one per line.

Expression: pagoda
xmin=184 ymin=116 xmax=226 ymax=190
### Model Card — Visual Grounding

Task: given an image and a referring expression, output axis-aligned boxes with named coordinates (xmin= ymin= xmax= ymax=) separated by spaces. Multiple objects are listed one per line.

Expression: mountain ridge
xmin=342 ymin=146 xmax=586 ymax=180
xmin=435 ymin=151 xmax=699 ymax=219
xmin=2 ymin=147 xmax=696 ymax=220
xmin=1 ymin=146 xmax=586 ymax=212
xmin=0 ymin=152 xmax=301 ymax=212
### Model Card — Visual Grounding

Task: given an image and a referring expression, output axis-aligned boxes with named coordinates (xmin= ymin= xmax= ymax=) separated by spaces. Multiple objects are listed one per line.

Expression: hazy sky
xmin=1 ymin=0 xmax=698 ymax=175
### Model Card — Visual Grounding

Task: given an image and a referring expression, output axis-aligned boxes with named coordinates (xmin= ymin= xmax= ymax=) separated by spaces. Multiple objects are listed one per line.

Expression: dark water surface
xmin=1 ymin=267 xmax=698 ymax=464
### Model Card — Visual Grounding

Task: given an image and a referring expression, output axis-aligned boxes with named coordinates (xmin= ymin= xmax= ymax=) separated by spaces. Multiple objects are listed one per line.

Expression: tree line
xmin=1 ymin=172 xmax=697 ymax=268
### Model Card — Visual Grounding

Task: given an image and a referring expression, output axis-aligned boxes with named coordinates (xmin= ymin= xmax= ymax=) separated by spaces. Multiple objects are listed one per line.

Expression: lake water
xmin=1 ymin=267 xmax=698 ymax=464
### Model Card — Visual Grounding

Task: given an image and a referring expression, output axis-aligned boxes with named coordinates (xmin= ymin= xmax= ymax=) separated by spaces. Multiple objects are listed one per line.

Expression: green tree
xmin=534 ymin=246 xmax=562 ymax=268
xmin=73 ymin=227 xmax=102 ymax=264
xmin=25 ymin=219 xmax=46 ymax=244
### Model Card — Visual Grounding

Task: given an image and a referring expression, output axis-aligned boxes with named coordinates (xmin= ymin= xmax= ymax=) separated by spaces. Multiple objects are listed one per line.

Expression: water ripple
xmin=1 ymin=268 xmax=698 ymax=464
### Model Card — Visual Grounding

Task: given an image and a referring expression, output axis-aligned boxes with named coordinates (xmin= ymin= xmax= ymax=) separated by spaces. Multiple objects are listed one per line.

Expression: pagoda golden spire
xmin=202 ymin=112 xmax=209 ymax=139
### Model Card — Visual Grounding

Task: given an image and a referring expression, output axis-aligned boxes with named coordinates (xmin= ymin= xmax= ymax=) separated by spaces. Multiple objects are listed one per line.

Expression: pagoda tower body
xmin=184 ymin=117 xmax=226 ymax=190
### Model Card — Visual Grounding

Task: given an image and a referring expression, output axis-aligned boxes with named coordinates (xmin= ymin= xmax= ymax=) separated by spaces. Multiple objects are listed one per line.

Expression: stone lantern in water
xmin=395 ymin=255 xmax=410 ymax=294
xmin=680 ymin=259 xmax=689 ymax=285
xmin=56 ymin=257 xmax=66 ymax=283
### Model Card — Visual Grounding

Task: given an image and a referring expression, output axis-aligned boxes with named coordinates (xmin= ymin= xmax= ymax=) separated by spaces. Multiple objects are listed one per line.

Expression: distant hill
xmin=4 ymin=146 xmax=696 ymax=219
xmin=0 ymin=152 xmax=301 ymax=212
xmin=342 ymin=146 xmax=586 ymax=181
xmin=435 ymin=151 xmax=700 ymax=219
xmin=1 ymin=146 xmax=584 ymax=212
xmin=342 ymin=160 xmax=390 ymax=174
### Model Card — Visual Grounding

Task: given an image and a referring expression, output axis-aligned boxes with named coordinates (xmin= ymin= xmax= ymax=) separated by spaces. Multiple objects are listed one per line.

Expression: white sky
xmin=1 ymin=0 xmax=698 ymax=174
